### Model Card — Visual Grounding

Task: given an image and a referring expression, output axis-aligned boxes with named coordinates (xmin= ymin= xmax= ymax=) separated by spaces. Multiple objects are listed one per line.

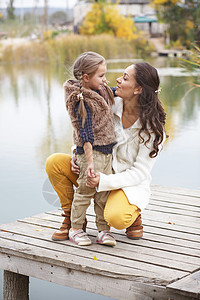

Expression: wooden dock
xmin=0 ymin=185 xmax=200 ymax=300
xmin=158 ymin=50 xmax=188 ymax=57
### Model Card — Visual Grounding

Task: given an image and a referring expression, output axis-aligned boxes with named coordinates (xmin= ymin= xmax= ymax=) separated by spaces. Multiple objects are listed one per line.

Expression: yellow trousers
xmin=45 ymin=153 xmax=140 ymax=230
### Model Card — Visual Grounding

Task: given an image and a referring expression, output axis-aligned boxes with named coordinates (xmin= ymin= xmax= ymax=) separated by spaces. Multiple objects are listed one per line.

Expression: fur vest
xmin=64 ymin=80 xmax=116 ymax=147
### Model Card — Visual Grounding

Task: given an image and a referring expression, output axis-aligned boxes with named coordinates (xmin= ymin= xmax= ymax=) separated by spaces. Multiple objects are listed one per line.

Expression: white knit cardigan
xmin=97 ymin=97 xmax=165 ymax=211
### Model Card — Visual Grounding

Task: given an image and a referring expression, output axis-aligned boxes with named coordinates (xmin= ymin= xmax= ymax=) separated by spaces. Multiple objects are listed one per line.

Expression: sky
xmin=0 ymin=0 xmax=78 ymax=9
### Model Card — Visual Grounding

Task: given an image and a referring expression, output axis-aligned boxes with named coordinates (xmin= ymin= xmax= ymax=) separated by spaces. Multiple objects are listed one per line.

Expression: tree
xmin=150 ymin=0 xmax=200 ymax=47
xmin=43 ymin=0 xmax=48 ymax=30
xmin=80 ymin=1 xmax=138 ymax=41
xmin=49 ymin=11 xmax=67 ymax=25
xmin=7 ymin=0 xmax=15 ymax=20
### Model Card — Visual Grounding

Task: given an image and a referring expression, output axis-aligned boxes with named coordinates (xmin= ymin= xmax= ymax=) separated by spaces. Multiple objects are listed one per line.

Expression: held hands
xmin=86 ymin=172 xmax=100 ymax=188
xmin=71 ymin=155 xmax=100 ymax=187
xmin=85 ymin=163 xmax=100 ymax=188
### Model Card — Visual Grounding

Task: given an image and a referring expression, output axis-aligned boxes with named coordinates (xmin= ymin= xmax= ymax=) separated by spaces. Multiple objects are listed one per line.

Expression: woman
xmin=46 ymin=62 xmax=167 ymax=241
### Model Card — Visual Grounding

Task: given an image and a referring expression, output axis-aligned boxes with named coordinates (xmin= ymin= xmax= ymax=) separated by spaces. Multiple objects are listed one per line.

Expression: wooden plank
xmin=149 ymin=198 xmax=200 ymax=213
xmin=0 ymin=252 xmax=191 ymax=300
xmin=47 ymin=206 xmax=200 ymax=229
xmin=0 ymin=236 xmax=188 ymax=284
xmin=30 ymin=212 xmax=200 ymax=257
xmin=167 ymin=270 xmax=200 ymax=299
xmin=0 ymin=224 xmax=198 ymax=275
xmin=19 ymin=214 xmax=200 ymax=245
xmin=1 ymin=226 xmax=200 ymax=268
xmin=35 ymin=211 xmax=200 ymax=238
xmin=18 ymin=212 xmax=200 ymax=262
xmin=0 ymin=237 xmax=156 ymax=280
xmin=146 ymin=204 xmax=200 ymax=218
xmin=17 ymin=215 xmax=200 ymax=251
xmin=151 ymin=185 xmax=200 ymax=198
xmin=150 ymin=191 xmax=200 ymax=206
xmin=0 ymin=222 xmax=192 ymax=279
xmin=142 ymin=210 xmax=200 ymax=228
xmin=1 ymin=219 xmax=199 ymax=269
xmin=142 ymin=218 xmax=200 ymax=236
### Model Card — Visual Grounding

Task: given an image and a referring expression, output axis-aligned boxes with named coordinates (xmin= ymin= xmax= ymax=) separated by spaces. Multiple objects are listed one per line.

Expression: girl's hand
xmin=86 ymin=173 xmax=100 ymax=188
xmin=85 ymin=162 xmax=95 ymax=178
xmin=71 ymin=155 xmax=80 ymax=175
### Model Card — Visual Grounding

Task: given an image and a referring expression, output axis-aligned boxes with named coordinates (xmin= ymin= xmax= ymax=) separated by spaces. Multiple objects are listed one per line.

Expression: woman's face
xmin=115 ymin=65 xmax=140 ymax=99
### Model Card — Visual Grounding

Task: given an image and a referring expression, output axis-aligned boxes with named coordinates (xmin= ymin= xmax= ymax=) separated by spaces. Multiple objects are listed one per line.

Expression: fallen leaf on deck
xmin=94 ymin=255 xmax=97 ymax=260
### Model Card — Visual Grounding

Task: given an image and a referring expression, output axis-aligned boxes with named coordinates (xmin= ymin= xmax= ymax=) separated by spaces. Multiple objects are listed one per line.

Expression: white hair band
xmin=155 ymin=88 xmax=162 ymax=94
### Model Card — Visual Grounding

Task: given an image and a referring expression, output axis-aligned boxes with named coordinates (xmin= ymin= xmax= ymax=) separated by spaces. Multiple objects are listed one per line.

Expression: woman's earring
xmin=134 ymin=91 xmax=138 ymax=94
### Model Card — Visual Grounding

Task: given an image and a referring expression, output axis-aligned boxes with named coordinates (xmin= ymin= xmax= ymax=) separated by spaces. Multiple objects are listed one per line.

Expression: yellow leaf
xmin=94 ymin=255 xmax=97 ymax=260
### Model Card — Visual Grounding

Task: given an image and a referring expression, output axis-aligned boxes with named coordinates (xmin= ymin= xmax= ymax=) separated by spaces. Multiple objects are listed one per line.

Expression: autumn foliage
xmin=150 ymin=0 xmax=200 ymax=47
xmin=80 ymin=1 xmax=138 ymax=41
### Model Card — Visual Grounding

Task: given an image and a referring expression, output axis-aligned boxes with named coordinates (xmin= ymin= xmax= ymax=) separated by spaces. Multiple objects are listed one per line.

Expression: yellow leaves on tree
xmin=151 ymin=0 xmax=180 ymax=5
xmin=185 ymin=20 xmax=194 ymax=33
xmin=80 ymin=2 xmax=137 ymax=41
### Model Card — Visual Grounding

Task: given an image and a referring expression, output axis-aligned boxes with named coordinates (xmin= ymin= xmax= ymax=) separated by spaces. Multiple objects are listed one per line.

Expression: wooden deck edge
xmin=0 ymin=251 xmax=194 ymax=300
xmin=166 ymin=270 xmax=200 ymax=299
xmin=0 ymin=241 xmax=166 ymax=284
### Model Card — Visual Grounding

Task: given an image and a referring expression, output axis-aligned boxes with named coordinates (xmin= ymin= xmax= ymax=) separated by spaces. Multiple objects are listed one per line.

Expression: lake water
xmin=0 ymin=56 xmax=200 ymax=299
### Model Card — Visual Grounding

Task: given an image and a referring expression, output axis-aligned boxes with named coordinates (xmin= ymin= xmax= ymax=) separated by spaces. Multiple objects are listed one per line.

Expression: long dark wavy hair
xmin=134 ymin=62 xmax=167 ymax=158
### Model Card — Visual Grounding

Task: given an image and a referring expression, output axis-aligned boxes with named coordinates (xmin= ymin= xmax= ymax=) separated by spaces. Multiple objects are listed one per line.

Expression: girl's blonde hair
xmin=73 ymin=51 xmax=114 ymax=127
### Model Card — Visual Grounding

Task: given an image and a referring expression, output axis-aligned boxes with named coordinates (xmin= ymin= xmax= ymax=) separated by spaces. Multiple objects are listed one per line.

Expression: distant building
xmin=74 ymin=0 xmax=165 ymax=36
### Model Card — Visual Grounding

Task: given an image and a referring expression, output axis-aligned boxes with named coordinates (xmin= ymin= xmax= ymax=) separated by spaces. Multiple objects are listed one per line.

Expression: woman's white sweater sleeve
xmin=97 ymin=142 xmax=158 ymax=192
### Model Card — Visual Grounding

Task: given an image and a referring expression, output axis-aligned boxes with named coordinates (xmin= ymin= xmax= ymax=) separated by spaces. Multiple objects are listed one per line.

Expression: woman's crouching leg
xmin=45 ymin=153 xmax=79 ymax=241
xmin=104 ymin=190 xmax=142 ymax=238
xmin=45 ymin=153 xmax=78 ymax=211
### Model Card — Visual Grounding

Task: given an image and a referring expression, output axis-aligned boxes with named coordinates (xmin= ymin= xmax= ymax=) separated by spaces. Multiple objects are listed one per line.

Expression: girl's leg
xmin=45 ymin=153 xmax=80 ymax=241
xmin=104 ymin=189 xmax=143 ymax=238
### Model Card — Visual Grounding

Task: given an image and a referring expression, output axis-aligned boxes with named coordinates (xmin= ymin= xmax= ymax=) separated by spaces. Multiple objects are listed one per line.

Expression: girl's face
xmin=85 ymin=63 xmax=107 ymax=90
xmin=115 ymin=65 xmax=141 ymax=99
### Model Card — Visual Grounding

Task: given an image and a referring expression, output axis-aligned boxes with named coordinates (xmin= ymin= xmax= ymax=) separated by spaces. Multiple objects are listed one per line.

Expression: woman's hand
xmin=86 ymin=173 xmax=100 ymax=188
xmin=71 ymin=155 xmax=80 ymax=175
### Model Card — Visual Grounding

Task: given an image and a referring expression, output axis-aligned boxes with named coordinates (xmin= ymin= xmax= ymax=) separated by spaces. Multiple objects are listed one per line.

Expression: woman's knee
xmin=45 ymin=153 xmax=59 ymax=175
xmin=45 ymin=153 xmax=71 ymax=175
xmin=104 ymin=209 xmax=132 ymax=230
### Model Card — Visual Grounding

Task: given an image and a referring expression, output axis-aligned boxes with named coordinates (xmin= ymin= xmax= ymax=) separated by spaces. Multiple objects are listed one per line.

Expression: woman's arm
xmin=97 ymin=139 xmax=162 ymax=191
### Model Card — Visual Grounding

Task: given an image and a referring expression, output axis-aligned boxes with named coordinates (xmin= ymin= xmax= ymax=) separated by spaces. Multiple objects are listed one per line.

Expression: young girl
xmin=64 ymin=51 xmax=116 ymax=246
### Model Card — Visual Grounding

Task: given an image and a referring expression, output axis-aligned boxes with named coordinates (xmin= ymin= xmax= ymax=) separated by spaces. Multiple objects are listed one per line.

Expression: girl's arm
xmin=84 ymin=142 xmax=95 ymax=178
xmin=75 ymin=102 xmax=95 ymax=178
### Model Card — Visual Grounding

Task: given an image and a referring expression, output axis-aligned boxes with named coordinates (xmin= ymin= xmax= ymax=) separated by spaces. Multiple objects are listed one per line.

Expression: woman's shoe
xmin=126 ymin=214 xmax=143 ymax=239
xmin=51 ymin=209 xmax=71 ymax=241
xmin=52 ymin=210 xmax=87 ymax=241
